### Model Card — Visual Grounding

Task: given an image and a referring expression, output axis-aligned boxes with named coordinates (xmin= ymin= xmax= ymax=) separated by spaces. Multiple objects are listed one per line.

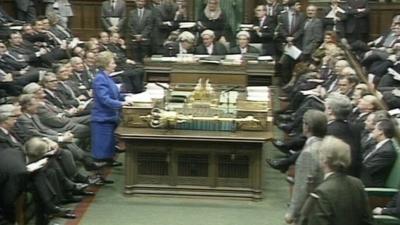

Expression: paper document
xmin=257 ymin=56 xmax=274 ymax=61
xmin=27 ymin=158 xmax=48 ymax=172
xmin=10 ymin=26 xmax=22 ymax=30
xmin=388 ymin=68 xmax=400 ymax=81
xmin=80 ymin=98 xmax=93 ymax=110
xmin=388 ymin=108 xmax=400 ymax=116
xmin=179 ymin=22 xmax=196 ymax=29
xmin=284 ymin=45 xmax=302 ymax=60
xmin=108 ymin=17 xmax=120 ymax=26
xmin=124 ymin=92 xmax=153 ymax=102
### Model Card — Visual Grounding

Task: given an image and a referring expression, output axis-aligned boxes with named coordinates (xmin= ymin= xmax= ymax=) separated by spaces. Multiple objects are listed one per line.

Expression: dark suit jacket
xmin=15 ymin=0 xmax=33 ymax=11
xmin=162 ymin=41 xmax=194 ymax=57
xmin=265 ymin=3 xmax=284 ymax=18
xmin=300 ymin=173 xmax=374 ymax=225
xmin=361 ymin=139 xmax=397 ymax=187
xmin=278 ymin=11 xmax=306 ymax=48
xmin=344 ymin=0 xmax=369 ymax=33
xmin=252 ymin=16 xmax=276 ymax=55
xmin=0 ymin=128 xmax=24 ymax=152
xmin=56 ymin=82 xmax=80 ymax=108
xmin=127 ymin=8 xmax=153 ymax=39
xmin=228 ymin=45 xmax=260 ymax=54
xmin=328 ymin=120 xmax=361 ymax=176
xmin=101 ymin=0 xmax=127 ymax=31
xmin=323 ymin=5 xmax=346 ymax=37
xmin=195 ymin=42 xmax=227 ymax=55
xmin=382 ymin=192 xmax=400 ymax=217
xmin=302 ymin=18 xmax=323 ymax=55
xmin=14 ymin=113 xmax=59 ymax=142
xmin=49 ymin=24 xmax=73 ymax=41
xmin=198 ymin=11 xmax=228 ymax=41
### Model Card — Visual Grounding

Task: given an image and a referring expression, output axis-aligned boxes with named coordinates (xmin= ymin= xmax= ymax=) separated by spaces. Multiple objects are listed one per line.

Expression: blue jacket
xmin=91 ymin=70 xmax=124 ymax=123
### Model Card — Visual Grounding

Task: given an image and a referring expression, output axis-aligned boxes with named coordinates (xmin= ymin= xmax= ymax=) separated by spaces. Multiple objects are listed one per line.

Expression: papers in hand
xmin=179 ymin=22 xmax=196 ymax=29
xmin=239 ymin=24 xmax=254 ymax=30
xmin=325 ymin=7 xmax=345 ymax=19
xmin=388 ymin=108 xmax=400 ymax=116
xmin=80 ymin=98 xmax=93 ymax=110
xmin=388 ymin=68 xmax=400 ymax=81
xmin=301 ymin=89 xmax=319 ymax=96
xmin=9 ymin=26 xmax=22 ymax=30
xmin=26 ymin=158 xmax=48 ymax=172
xmin=284 ymin=44 xmax=302 ymax=60
xmin=108 ymin=17 xmax=120 ymax=26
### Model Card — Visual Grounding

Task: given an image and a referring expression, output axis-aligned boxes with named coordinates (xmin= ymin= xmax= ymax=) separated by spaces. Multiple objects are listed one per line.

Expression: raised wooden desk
xmin=116 ymin=127 xmax=273 ymax=200
xmin=144 ymin=60 xmax=276 ymax=86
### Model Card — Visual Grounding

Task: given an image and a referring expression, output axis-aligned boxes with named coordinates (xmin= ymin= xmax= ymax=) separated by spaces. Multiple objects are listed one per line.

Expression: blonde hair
xmin=96 ymin=51 xmax=114 ymax=69
xmin=319 ymin=136 xmax=351 ymax=172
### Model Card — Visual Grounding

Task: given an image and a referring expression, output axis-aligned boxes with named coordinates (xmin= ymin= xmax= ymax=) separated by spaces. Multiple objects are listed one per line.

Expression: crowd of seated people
xmin=0 ymin=6 xmax=144 ymax=225
xmin=1 ymin=0 xmax=400 ymax=224
xmin=265 ymin=11 xmax=400 ymax=223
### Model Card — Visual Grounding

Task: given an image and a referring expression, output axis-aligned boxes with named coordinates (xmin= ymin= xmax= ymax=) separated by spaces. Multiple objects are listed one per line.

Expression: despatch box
xmin=122 ymin=104 xmax=153 ymax=128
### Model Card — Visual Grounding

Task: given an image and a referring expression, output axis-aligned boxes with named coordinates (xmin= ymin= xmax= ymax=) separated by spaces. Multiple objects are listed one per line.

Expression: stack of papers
xmin=246 ymin=86 xmax=270 ymax=101
xmin=179 ymin=22 xmax=196 ymax=29
xmin=258 ymin=56 xmax=274 ymax=61
xmin=388 ymin=68 xmax=400 ymax=81
xmin=239 ymin=24 xmax=254 ymax=30
xmin=146 ymin=82 xmax=168 ymax=99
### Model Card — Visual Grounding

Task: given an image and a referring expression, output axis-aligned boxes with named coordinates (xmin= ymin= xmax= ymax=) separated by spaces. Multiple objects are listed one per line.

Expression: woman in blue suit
xmin=91 ymin=51 xmax=126 ymax=165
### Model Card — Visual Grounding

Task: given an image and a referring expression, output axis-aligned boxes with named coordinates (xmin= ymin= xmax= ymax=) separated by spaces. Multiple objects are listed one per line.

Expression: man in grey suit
xmin=299 ymin=136 xmax=374 ymax=225
xmin=24 ymin=80 xmax=90 ymax=139
xmin=44 ymin=0 xmax=74 ymax=28
xmin=14 ymin=0 xmax=37 ymax=22
xmin=127 ymin=0 xmax=153 ymax=62
xmin=101 ymin=0 xmax=127 ymax=33
xmin=301 ymin=5 xmax=323 ymax=62
xmin=285 ymin=110 xmax=327 ymax=224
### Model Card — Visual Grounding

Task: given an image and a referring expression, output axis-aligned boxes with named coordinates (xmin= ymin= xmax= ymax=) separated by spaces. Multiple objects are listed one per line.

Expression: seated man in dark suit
xmin=229 ymin=31 xmax=260 ymax=54
xmin=163 ymin=31 xmax=195 ymax=56
xmin=195 ymin=29 xmax=227 ymax=55
xmin=373 ymin=191 xmax=400 ymax=218
xmin=360 ymin=119 xmax=397 ymax=187
xmin=0 ymin=41 xmax=41 ymax=87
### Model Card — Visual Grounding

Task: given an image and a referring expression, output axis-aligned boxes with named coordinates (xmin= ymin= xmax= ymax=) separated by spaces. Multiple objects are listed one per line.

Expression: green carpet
xmin=59 ymin=143 xmax=290 ymax=225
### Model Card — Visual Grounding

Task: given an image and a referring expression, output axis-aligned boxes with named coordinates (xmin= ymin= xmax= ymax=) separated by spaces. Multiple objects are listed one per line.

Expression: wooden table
xmin=143 ymin=60 xmax=276 ymax=86
xmin=116 ymin=127 xmax=273 ymax=200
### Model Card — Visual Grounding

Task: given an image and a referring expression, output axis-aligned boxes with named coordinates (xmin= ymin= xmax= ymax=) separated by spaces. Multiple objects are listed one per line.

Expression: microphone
xmin=223 ymin=85 xmax=240 ymax=93
xmin=155 ymin=82 xmax=169 ymax=90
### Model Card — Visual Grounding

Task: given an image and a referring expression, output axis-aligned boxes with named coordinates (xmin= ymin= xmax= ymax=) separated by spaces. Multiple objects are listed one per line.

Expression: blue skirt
xmin=91 ymin=122 xmax=118 ymax=160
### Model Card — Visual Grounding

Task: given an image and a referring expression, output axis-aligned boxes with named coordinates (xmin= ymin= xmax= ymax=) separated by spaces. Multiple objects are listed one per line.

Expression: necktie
xmin=111 ymin=0 xmax=116 ymax=12
xmin=290 ymin=13 xmax=297 ymax=34
xmin=139 ymin=9 xmax=143 ymax=21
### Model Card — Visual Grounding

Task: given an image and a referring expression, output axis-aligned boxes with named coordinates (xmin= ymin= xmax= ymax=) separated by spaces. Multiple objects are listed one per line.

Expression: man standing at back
xmin=127 ymin=0 xmax=153 ymax=62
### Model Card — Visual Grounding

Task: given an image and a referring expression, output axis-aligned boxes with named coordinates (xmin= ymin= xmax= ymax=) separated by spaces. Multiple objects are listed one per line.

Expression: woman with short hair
xmin=91 ymin=51 xmax=127 ymax=166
